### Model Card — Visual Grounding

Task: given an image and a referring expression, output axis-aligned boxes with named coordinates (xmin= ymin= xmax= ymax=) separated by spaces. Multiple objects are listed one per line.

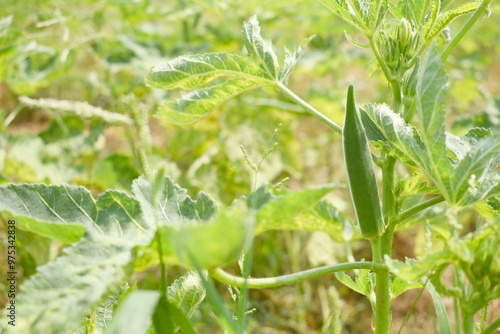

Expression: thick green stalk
xmin=210 ymin=262 xmax=386 ymax=289
xmin=441 ymin=0 xmax=491 ymax=61
xmin=463 ymin=312 xmax=475 ymax=334
xmin=371 ymin=237 xmax=391 ymax=334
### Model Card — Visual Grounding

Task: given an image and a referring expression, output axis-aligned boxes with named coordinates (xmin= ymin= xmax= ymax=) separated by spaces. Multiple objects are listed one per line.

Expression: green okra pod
xmin=342 ymin=84 xmax=385 ymax=238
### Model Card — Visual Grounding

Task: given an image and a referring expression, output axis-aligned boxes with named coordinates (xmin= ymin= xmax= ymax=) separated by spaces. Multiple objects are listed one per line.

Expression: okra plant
xmin=1 ymin=0 xmax=500 ymax=333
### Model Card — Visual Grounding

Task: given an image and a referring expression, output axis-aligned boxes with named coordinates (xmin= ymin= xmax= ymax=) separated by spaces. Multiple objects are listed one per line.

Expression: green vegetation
xmin=1 ymin=0 xmax=500 ymax=333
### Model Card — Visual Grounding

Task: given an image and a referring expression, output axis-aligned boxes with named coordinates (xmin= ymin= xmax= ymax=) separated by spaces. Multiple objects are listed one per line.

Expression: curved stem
xmin=395 ymin=195 xmax=445 ymax=224
xmin=210 ymin=262 xmax=386 ymax=289
xmin=277 ymin=82 xmax=342 ymax=134
xmin=441 ymin=0 xmax=491 ymax=62
xmin=369 ymin=36 xmax=394 ymax=82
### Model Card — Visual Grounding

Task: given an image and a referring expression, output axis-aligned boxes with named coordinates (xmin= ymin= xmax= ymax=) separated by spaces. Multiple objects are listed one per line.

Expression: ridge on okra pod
xmin=342 ymin=84 xmax=385 ymax=239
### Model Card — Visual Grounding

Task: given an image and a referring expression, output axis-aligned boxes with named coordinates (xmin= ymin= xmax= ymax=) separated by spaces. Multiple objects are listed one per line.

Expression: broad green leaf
xmin=254 ymin=184 xmax=340 ymax=235
xmin=425 ymin=281 xmax=453 ymax=334
xmin=394 ymin=172 xmax=440 ymax=213
xmin=1 ymin=175 xmax=219 ymax=333
xmin=95 ymin=189 xmax=153 ymax=241
xmin=131 ymin=174 xmax=218 ymax=226
xmin=452 ymin=136 xmax=500 ymax=204
xmin=427 ymin=1 xmax=481 ymax=40
xmin=390 ymin=276 xmax=423 ymax=303
xmin=242 ymin=15 xmax=279 ymax=79
xmin=75 ymin=283 xmax=129 ymax=334
xmin=18 ymin=96 xmax=132 ymax=125
xmin=6 ymin=237 xmax=138 ymax=334
xmin=387 ymin=225 xmax=500 ymax=305
xmin=135 ymin=206 xmax=251 ymax=270
xmin=0 ymin=183 xmax=100 ymax=242
xmin=368 ymin=0 xmax=389 ymax=30
xmin=278 ymin=36 xmax=314 ymax=83
xmin=415 ymin=43 xmax=453 ymax=201
xmin=385 ymin=254 xmax=452 ymax=282
xmin=145 ymin=52 xmax=272 ymax=90
xmin=317 ymin=0 xmax=365 ymax=32
xmin=106 ymin=273 xmax=203 ymax=334
xmin=409 ymin=0 xmax=433 ymax=29
xmin=146 ymin=16 xmax=309 ymax=125
xmin=422 ymin=0 xmax=441 ymax=39
xmin=361 ymin=103 xmax=430 ymax=169
xmin=295 ymin=200 xmax=352 ymax=242
xmin=475 ymin=196 xmax=500 ymax=223
xmin=106 ymin=290 xmax=161 ymax=334
xmin=335 ymin=269 xmax=375 ymax=303
xmin=155 ymin=77 xmax=272 ymax=125
xmin=167 ymin=271 xmax=206 ymax=319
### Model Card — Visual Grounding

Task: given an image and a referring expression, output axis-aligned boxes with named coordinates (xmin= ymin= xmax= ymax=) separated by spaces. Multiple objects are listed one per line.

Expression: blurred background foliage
xmin=0 ymin=0 xmax=499 ymax=332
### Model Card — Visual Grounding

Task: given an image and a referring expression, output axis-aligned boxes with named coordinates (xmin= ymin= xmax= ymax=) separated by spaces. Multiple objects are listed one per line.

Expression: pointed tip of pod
xmin=347 ymin=83 xmax=354 ymax=94
xmin=344 ymin=84 xmax=357 ymax=125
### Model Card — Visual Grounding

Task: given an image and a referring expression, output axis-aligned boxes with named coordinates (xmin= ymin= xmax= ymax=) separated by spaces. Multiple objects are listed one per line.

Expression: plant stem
xmin=395 ymin=195 xmax=445 ymax=224
xmin=371 ymin=237 xmax=391 ymax=334
xmin=391 ymin=80 xmax=402 ymax=115
xmin=369 ymin=37 xmax=394 ymax=82
xmin=277 ymin=83 xmax=342 ymax=135
xmin=441 ymin=0 xmax=491 ymax=61
xmin=463 ymin=312 xmax=475 ymax=334
xmin=482 ymin=316 xmax=500 ymax=334
xmin=209 ymin=262 xmax=386 ymax=289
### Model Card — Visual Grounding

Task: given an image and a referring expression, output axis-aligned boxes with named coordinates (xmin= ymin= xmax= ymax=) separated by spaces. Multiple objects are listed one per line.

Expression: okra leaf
xmin=317 ymin=0 xmax=366 ymax=32
xmin=368 ymin=0 xmax=389 ymax=31
xmin=361 ymin=103 xmax=429 ymax=169
xmin=0 ymin=183 xmax=100 ymax=243
xmin=415 ymin=42 xmax=453 ymax=199
xmin=422 ymin=0 xmax=440 ymax=39
xmin=242 ymin=15 xmax=280 ymax=79
xmin=253 ymin=184 xmax=340 ymax=235
xmin=145 ymin=52 xmax=273 ymax=90
xmin=6 ymin=237 xmax=138 ymax=334
xmin=19 ymin=96 xmax=133 ymax=125
xmin=427 ymin=1 xmax=482 ymax=41
xmin=408 ymin=0 xmax=433 ymax=30
xmin=390 ymin=276 xmax=423 ymax=302
xmin=167 ymin=271 xmax=206 ymax=319
xmin=475 ymin=196 xmax=500 ymax=223
xmin=278 ymin=36 xmax=314 ymax=83
xmin=452 ymin=136 xmax=500 ymax=204
xmin=335 ymin=269 xmax=375 ymax=302
xmin=135 ymin=205 xmax=251 ymax=270
xmin=105 ymin=290 xmax=161 ymax=334
xmin=155 ymin=77 xmax=273 ymax=125
xmin=0 ymin=175 xmax=219 ymax=333
xmin=132 ymin=174 xmax=218 ymax=226
xmin=146 ymin=16 xmax=310 ymax=125
xmin=75 ymin=283 xmax=129 ymax=333
xmin=385 ymin=253 xmax=452 ymax=282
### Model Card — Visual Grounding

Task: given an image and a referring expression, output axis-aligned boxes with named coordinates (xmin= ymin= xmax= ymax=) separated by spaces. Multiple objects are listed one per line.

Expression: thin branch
xmin=395 ymin=195 xmax=445 ymax=224
xmin=441 ymin=0 xmax=491 ymax=61
xmin=277 ymin=82 xmax=343 ymax=134
xmin=210 ymin=262 xmax=386 ymax=289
